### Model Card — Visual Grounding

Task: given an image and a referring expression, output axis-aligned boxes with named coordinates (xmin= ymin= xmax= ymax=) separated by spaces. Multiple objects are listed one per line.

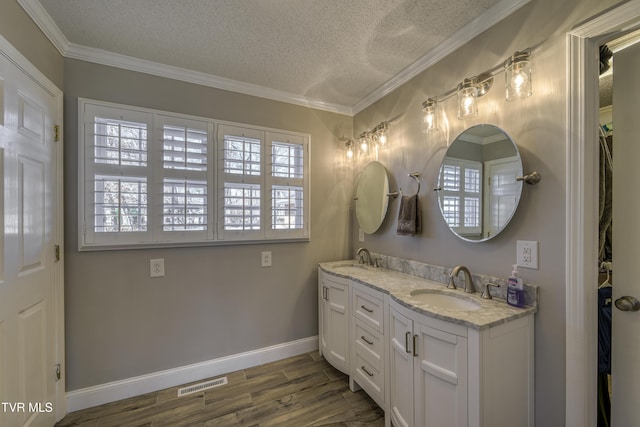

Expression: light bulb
xmin=378 ymin=133 xmax=388 ymax=146
xmin=346 ymin=147 xmax=354 ymax=159
xmin=505 ymin=50 xmax=532 ymax=101
xmin=422 ymin=99 xmax=438 ymax=132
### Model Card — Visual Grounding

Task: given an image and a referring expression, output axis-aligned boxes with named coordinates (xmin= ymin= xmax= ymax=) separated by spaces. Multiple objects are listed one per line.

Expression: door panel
xmin=389 ymin=303 xmax=413 ymax=427
xmin=611 ymin=40 xmax=640 ymax=426
xmin=0 ymin=46 xmax=57 ymax=426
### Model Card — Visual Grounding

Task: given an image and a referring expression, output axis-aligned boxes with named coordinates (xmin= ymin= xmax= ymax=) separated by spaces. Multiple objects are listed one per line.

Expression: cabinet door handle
xmin=413 ymin=334 xmax=418 ymax=357
xmin=405 ymin=331 xmax=411 ymax=353
xmin=361 ymin=335 xmax=374 ymax=345
xmin=361 ymin=305 xmax=374 ymax=313
xmin=323 ymin=286 xmax=329 ymax=300
xmin=361 ymin=366 xmax=374 ymax=377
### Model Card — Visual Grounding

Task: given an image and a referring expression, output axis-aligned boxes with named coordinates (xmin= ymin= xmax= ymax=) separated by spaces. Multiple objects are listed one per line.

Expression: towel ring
xmin=388 ymin=172 xmax=420 ymax=198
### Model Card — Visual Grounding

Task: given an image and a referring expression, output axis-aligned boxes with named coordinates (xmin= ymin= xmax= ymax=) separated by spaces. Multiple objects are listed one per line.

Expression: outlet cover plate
xmin=150 ymin=258 xmax=165 ymax=277
xmin=261 ymin=251 xmax=272 ymax=267
xmin=516 ymin=240 xmax=538 ymax=269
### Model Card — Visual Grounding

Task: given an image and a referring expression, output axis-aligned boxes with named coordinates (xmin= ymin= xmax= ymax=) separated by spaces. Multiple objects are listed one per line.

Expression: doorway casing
xmin=566 ymin=1 xmax=640 ymax=425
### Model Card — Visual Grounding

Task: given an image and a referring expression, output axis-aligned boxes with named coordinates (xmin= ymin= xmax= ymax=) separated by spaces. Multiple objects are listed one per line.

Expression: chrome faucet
xmin=356 ymin=247 xmax=372 ymax=266
xmin=449 ymin=265 xmax=476 ymax=293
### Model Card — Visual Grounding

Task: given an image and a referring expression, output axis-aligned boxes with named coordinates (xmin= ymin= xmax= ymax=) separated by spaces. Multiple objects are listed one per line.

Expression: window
xmin=79 ymin=99 xmax=309 ymax=249
xmin=438 ymin=158 xmax=482 ymax=236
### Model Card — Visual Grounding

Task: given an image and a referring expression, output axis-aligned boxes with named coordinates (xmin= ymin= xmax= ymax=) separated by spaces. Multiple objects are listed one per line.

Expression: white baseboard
xmin=66 ymin=335 xmax=319 ymax=413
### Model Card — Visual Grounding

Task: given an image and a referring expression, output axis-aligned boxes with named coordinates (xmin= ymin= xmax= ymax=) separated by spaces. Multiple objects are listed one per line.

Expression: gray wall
xmin=351 ymin=0 xmax=618 ymax=425
xmin=63 ymin=60 xmax=354 ymax=389
xmin=0 ymin=0 xmax=64 ymax=88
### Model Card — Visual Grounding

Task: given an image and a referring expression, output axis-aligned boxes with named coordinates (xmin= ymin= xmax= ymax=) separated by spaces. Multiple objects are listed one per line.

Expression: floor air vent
xmin=177 ymin=377 xmax=227 ymax=397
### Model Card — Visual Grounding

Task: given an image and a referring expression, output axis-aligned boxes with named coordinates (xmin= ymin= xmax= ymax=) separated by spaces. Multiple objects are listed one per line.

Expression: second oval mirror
xmin=436 ymin=124 xmax=523 ymax=242
xmin=355 ymin=161 xmax=391 ymax=234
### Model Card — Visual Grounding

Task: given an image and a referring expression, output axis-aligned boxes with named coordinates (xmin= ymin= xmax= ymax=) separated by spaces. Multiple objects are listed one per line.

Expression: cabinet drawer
xmin=352 ymin=285 xmax=384 ymax=333
xmin=353 ymin=351 xmax=384 ymax=404
xmin=354 ymin=320 xmax=384 ymax=371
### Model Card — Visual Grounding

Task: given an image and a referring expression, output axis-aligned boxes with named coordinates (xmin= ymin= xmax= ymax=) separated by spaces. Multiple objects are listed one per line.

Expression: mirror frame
xmin=436 ymin=124 xmax=523 ymax=242
xmin=355 ymin=161 xmax=391 ymax=234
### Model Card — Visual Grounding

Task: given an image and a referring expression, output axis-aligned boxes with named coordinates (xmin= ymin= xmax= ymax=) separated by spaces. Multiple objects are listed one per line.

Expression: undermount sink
xmin=409 ymin=290 xmax=482 ymax=311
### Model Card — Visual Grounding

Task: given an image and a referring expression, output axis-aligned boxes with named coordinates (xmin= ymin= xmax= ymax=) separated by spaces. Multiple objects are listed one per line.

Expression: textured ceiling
xmin=38 ymin=0 xmax=507 ymax=110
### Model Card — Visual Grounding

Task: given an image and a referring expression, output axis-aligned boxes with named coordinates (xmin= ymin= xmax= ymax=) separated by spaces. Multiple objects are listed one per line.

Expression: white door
xmin=485 ymin=157 xmax=521 ymax=239
xmin=326 ymin=278 xmax=349 ymax=374
xmin=0 ymin=46 xmax=60 ymax=426
xmin=611 ymin=40 xmax=640 ymax=426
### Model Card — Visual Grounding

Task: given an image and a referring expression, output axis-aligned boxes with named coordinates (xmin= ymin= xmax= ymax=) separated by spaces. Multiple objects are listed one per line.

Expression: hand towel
xmin=397 ymin=194 xmax=420 ymax=235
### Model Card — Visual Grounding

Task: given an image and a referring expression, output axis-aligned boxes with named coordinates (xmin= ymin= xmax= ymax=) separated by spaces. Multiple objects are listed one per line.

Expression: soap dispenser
xmin=507 ymin=264 xmax=525 ymax=308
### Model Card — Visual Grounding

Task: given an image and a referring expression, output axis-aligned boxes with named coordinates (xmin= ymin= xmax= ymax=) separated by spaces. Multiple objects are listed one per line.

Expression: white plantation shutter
xmin=439 ymin=158 xmax=482 ymax=236
xmin=80 ymin=99 xmax=309 ymax=249
xmin=82 ymin=103 xmax=153 ymax=245
xmin=157 ymin=116 xmax=212 ymax=241
xmin=218 ymin=125 xmax=264 ymax=240
xmin=267 ymin=133 xmax=308 ymax=237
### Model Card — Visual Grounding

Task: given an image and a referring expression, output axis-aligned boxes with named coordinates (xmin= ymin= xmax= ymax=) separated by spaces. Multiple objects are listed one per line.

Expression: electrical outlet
xmin=358 ymin=229 xmax=365 ymax=242
xmin=516 ymin=240 xmax=538 ymax=269
xmin=261 ymin=251 xmax=272 ymax=267
xmin=150 ymin=258 xmax=165 ymax=277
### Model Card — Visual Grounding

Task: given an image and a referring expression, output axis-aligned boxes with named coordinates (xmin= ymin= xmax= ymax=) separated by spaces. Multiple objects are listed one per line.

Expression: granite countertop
xmin=319 ymin=260 xmax=537 ymax=331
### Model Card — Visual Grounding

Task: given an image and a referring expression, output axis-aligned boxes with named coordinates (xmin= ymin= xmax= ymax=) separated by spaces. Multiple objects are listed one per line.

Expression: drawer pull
xmin=405 ymin=331 xmax=411 ymax=353
xmin=361 ymin=335 xmax=374 ymax=345
xmin=413 ymin=334 xmax=418 ymax=357
xmin=361 ymin=305 xmax=374 ymax=313
xmin=361 ymin=366 xmax=374 ymax=377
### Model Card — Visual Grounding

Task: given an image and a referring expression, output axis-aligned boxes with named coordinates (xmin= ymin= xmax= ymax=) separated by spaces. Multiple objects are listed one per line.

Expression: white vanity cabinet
xmin=318 ymin=269 xmax=350 ymax=374
xmin=389 ymin=298 xmax=534 ymax=427
xmin=349 ymin=282 xmax=386 ymax=408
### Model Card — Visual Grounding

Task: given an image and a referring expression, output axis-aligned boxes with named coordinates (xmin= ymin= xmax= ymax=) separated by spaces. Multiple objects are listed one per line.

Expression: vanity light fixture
xmin=505 ymin=50 xmax=532 ymax=101
xmin=345 ymin=121 xmax=393 ymax=161
xmin=422 ymin=98 xmax=438 ymax=132
xmin=421 ymin=48 xmax=533 ymax=126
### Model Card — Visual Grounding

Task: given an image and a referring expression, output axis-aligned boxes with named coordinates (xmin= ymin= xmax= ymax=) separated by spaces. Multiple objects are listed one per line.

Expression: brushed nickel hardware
xmin=55 ymin=364 xmax=61 ymax=381
xmin=481 ymin=283 xmax=500 ymax=299
xmin=516 ymin=171 xmax=541 ymax=185
xmin=449 ymin=265 xmax=476 ymax=293
xmin=361 ymin=305 xmax=374 ymax=313
xmin=413 ymin=334 xmax=418 ymax=357
xmin=405 ymin=331 xmax=411 ymax=353
xmin=54 ymin=244 xmax=60 ymax=262
xmin=388 ymin=172 xmax=420 ymax=198
xmin=356 ymin=247 xmax=373 ymax=266
xmin=54 ymin=124 xmax=60 ymax=142
xmin=615 ymin=296 xmax=640 ymax=312
xmin=361 ymin=335 xmax=374 ymax=345
xmin=361 ymin=366 xmax=374 ymax=377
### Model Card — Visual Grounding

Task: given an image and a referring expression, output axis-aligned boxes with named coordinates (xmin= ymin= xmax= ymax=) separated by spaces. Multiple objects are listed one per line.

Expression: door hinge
xmin=54 ymin=125 xmax=60 ymax=142
xmin=54 ymin=244 xmax=60 ymax=262
xmin=55 ymin=364 xmax=61 ymax=382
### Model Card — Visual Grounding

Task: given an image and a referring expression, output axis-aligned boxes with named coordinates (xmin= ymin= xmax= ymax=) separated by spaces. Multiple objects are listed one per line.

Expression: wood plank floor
xmin=56 ymin=352 xmax=385 ymax=426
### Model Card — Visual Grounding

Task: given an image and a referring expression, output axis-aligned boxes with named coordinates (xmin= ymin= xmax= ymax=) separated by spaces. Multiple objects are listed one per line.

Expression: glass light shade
xmin=422 ymin=99 xmax=438 ymax=132
xmin=505 ymin=51 xmax=532 ymax=101
xmin=359 ymin=134 xmax=369 ymax=155
xmin=377 ymin=131 xmax=388 ymax=146
xmin=457 ymin=79 xmax=478 ymax=119
xmin=345 ymin=141 xmax=354 ymax=160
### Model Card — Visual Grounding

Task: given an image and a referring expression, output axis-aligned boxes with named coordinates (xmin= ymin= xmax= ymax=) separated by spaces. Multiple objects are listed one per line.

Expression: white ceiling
xmin=23 ymin=0 xmax=530 ymax=114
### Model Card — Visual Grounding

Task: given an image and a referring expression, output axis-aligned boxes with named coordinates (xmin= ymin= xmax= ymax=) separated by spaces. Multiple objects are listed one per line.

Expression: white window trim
xmin=78 ymin=98 xmax=310 ymax=251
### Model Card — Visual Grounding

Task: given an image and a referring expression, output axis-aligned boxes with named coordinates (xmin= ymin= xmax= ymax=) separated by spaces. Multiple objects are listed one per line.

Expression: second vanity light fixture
xmin=345 ymin=121 xmax=390 ymax=160
xmin=422 ymin=49 xmax=532 ymax=132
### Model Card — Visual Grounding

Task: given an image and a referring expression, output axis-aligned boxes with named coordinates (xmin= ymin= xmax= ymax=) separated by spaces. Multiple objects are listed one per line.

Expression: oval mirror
xmin=436 ymin=124 xmax=523 ymax=242
xmin=355 ymin=161 xmax=391 ymax=234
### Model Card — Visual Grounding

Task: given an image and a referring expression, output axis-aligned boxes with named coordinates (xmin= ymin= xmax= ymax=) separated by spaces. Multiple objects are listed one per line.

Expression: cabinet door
xmin=326 ymin=277 xmax=349 ymax=373
xmin=414 ymin=322 xmax=468 ymax=427
xmin=389 ymin=304 xmax=414 ymax=427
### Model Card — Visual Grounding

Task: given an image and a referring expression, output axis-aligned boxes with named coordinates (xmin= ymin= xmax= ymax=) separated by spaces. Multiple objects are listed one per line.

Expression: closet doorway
xmin=566 ymin=2 xmax=640 ymax=426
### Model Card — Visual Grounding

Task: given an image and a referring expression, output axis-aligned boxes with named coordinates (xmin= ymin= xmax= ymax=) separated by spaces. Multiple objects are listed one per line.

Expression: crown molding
xmin=351 ymin=0 xmax=532 ymax=115
xmin=64 ymin=43 xmax=354 ymax=115
xmin=18 ymin=0 xmax=529 ymax=117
